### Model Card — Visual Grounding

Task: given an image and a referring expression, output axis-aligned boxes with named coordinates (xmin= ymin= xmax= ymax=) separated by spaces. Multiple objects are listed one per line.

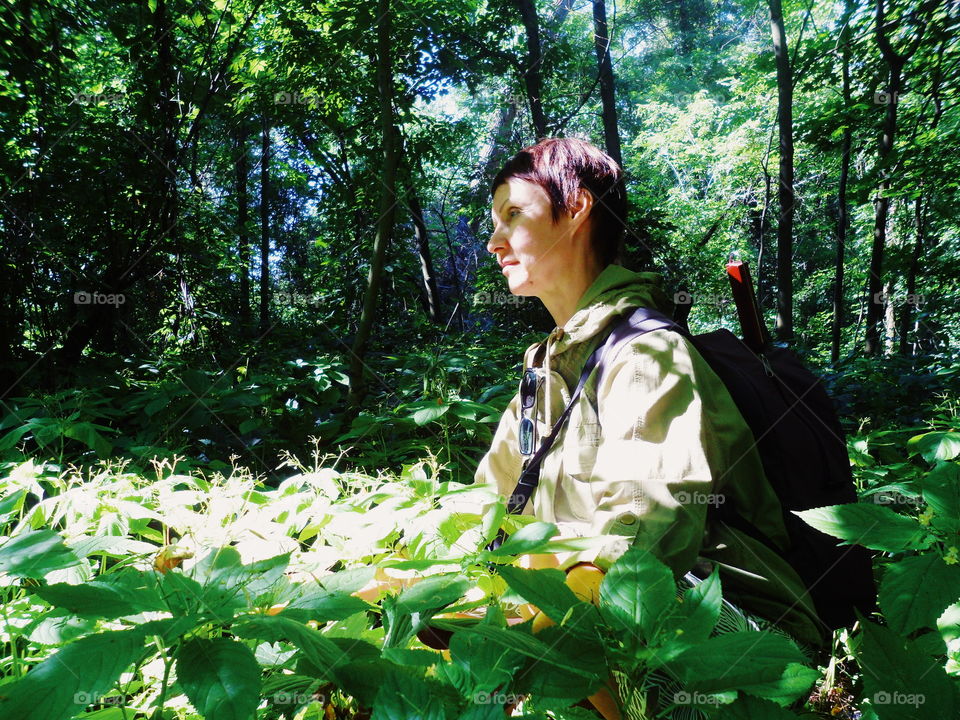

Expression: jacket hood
xmin=523 ymin=264 xmax=674 ymax=426
xmin=551 ymin=264 xmax=674 ymax=358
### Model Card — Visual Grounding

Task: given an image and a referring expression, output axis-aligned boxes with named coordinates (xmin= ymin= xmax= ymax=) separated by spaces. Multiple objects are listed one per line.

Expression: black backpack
xmin=494 ymin=304 xmax=877 ymax=632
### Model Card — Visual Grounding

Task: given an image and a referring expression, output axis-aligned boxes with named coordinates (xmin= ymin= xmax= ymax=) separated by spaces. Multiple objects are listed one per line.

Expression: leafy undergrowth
xmin=0 ymin=422 xmax=958 ymax=720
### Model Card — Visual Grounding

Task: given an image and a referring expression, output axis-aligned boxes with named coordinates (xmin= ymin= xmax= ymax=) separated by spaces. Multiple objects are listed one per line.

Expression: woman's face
xmin=488 ymin=178 xmax=579 ymax=298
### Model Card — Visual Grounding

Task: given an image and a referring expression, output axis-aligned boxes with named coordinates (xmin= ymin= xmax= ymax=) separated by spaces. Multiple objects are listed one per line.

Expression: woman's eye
xmin=509 ymin=209 xmax=520 ymax=218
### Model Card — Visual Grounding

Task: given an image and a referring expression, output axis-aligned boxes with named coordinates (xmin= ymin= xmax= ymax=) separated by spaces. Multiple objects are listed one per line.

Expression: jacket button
xmin=616 ymin=512 xmax=637 ymax=526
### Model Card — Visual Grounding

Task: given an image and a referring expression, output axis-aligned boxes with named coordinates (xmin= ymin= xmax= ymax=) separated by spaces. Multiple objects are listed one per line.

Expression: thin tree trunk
xmin=347 ymin=0 xmax=400 ymax=408
xmin=832 ymin=0 xmax=853 ymax=363
xmin=259 ymin=114 xmax=271 ymax=335
xmin=882 ymin=278 xmax=896 ymax=355
xmin=592 ymin=0 xmax=622 ymax=167
xmin=768 ymin=0 xmax=794 ymax=342
xmin=515 ymin=0 xmax=548 ymax=138
xmin=235 ymin=120 xmax=251 ymax=329
xmin=407 ymin=188 xmax=441 ymax=322
xmin=899 ymin=196 xmax=924 ymax=355
xmin=866 ymin=0 xmax=925 ymax=355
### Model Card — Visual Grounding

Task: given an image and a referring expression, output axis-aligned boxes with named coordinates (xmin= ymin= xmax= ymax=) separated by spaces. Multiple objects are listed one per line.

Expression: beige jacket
xmin=474 ymin=264 xmax=828 ymax=649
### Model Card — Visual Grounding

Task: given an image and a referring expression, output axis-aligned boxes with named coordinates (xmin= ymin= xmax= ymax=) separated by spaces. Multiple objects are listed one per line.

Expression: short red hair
xmin=491 ymin=137 xmax=626 ymax=266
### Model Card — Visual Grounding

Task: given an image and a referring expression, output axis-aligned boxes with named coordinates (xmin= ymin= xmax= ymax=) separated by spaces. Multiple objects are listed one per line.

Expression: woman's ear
xmin=568 ymin=188 xmax=593 ymax=226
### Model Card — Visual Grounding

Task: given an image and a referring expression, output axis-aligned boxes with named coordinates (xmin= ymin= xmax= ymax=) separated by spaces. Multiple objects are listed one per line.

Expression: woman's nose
xmin=487 ymin=224 xmax=506 ymax=255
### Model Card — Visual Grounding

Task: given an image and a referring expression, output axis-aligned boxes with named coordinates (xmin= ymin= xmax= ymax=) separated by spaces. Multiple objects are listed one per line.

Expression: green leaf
xmin=600 ymin=546 xmax=676 ymax=645
xmin=498 ymin=566 xmax=580 ymax=623
xmin=33 ymin=572 xmax=166 ymax=619
xmin=878 ymin=554 xmax=960 ymax=635
xmin=410 ymin=403 xmax=450 ymax=426
xmin=278 ymin=585 xmax=370 ymax=623
xmin=794 ymin=503 xmax=928 ymax=552
xmin=486 ymin=522 xmax=558 ymax=557
xmin=372 ymin=669 xmax=445 ymax=720
xmin=0 ymin=529 xmax=81 ymax=578
xmin=669 ymin=568 xmax=722 ymax=644
xmin=858 ymin=619 xmax=958 ymax=720
xmin=665 ymin=631 xmax=805 ymax=696
xmin=921 ymin=462 xmax=960 ymax=534
xmin=441 ymin=631 xmax=525 ymax=695
xmin=0 ymin=629 xmax=145 ymax=720
xmin=176 ymin=638 xmax=261 ymax=720
xmin=908 ymin=431 xmax=960 ymax=463
xmin=233 ymin=615 xmax=350 ymax=677
xmin=433 ymin=621 xmax=602 ymax=678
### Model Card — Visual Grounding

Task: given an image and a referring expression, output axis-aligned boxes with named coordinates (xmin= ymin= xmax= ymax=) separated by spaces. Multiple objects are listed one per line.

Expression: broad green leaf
xmin=233 ymin=615 xmax=349 ymax=677
xmin=664 ymin=631 xmax=805 ymax=696
xmin=858 ymin=619 xmax=958 ymax=720
xmin=879 ymin=554 xmax=960 ymax=635
xmin=498 ymin=566 xmax=580 ymax=623
xmin=277 ymin=585 xmax=370 ymax=623
xmin=395 ymin=574 xmax=471 ymax=615
xmin=0 ymin=529 xmax=81 ymax=578
xmin=176 ymin=638 xmax=261 ymax=720
xmin=410 ymin=403 xmax=449 ymax=426
xmin=432 ymin=621 xmax=602 ymax=678
xmin=372 ymin=668 xmax=445 ymax=720
xmin=0 ymin=629 xmax=145 ymax=720
xmin=794 ymin=503 xmax=928 ymax=552
xmin=921 ymin=462 xmax=960 ymax=534
xmin=486 ymin=522 xmax=559 ymax=557
xmin=600 ymin=546 xmax=676 ymax=644
xmin=318 ymin=566 xmax=376 ymax=595
xmin=938 ymin=602 xmax=960 ymax=643
xmin=33 ymin=574 xmax=166 ymax=619
xmin=441 ymin=631 xmax=525 ymax=695
xmin=908 ymin=431 xmax=960 ymax=463
xmin=670 ymin=569 xmax=722 ymax=644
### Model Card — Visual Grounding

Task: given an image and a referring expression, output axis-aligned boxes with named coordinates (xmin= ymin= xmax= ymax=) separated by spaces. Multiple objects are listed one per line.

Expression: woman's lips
xmin=501 ymin=261 xmax=519 ymax=273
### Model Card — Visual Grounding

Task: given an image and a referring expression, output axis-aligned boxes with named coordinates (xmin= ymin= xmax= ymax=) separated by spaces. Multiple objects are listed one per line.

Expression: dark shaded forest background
xmin=1 ymin=0 xmax=957 ymax=483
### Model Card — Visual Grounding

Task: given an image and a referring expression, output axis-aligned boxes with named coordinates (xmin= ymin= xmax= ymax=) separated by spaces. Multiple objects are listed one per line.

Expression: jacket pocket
xmin=562 ymin=399 xmax=601 ymax=482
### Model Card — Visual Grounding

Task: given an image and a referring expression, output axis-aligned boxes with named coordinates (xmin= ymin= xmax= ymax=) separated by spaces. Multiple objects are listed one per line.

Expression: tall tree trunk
xmin=259 ymin=114 xmax=271 ymax=335
xmin=899 ymin=196 xmax=924 ymax=355
xmin=407 ymin=188 xmax=441 ymax=322
xmin=768 ymin=0 xmax=794 ymax=342
xmin=235 ymin=120 xmax=251 ymax=329
xmin=592 ymin=0 xmax=622 ymax=168
xmin=515 ymin=0 xmax=548 ymax=138
xmin=832 ymin=0 xmax=854 ymax=363
xmin=865 ymin=0 xmax=925 ymax=355
xmin=882 ymin=278 xmax=896 ymax=355
xmin=347 ymin=0 xmax=400 ymax=408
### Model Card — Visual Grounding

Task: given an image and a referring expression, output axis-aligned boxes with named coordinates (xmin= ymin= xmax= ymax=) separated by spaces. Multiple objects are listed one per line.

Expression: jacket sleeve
xmin=551 ymin=329 xmax=729 ymax=576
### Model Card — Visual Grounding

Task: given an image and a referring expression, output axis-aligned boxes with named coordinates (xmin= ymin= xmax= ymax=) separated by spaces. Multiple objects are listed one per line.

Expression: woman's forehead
xmin=492 ymin=178 xmax=547 ymax=208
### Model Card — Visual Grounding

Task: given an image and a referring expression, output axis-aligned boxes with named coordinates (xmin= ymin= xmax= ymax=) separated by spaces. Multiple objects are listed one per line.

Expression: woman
xmin=478 ymin=137 xmax=826 ymax=715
